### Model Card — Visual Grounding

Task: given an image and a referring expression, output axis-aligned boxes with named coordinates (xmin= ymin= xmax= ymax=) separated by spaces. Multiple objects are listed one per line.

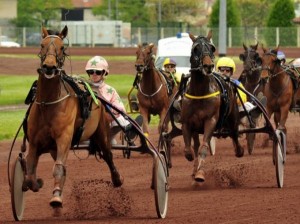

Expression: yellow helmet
xmin=216 ymin=57 xmax=236 ymax=72
xmin=163 ymin=58 xmax=176 ymax=67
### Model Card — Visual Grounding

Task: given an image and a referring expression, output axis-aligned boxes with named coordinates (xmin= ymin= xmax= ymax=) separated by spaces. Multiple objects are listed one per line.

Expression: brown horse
xmin=239 ymin=43 xmax=266 ymax=154
xmin=257 ymin=46 xmax=294 ymax=137
xmin=23 ymin=26 xmax=123 ymax=208
xmin=135 ymin=43 xmax=175 ymax=136
xmin=181 ymin=31 xmax=244 ymax=182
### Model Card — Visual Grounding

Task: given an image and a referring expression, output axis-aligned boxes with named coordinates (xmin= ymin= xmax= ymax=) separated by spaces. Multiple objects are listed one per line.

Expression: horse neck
xmin=245 ymin=69 xmax=260 ymax=85
xmin=140 ymin=66 xmax=163 ymax=92
xmin=189 ymin=71 xmax=212 ymax=95
xmin=36 ymin=75 xmax=64 ymax=103
xmin=268 ymin=65 xmax=289 ymax=90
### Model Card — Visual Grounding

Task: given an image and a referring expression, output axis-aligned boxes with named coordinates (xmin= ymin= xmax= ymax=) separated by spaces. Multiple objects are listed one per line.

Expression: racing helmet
xmin=216 ymin=57 xmax=236 ymax=72
xmin=292 ymin=58 xmax=300 ymax=73
xmin=85 ymin=56 xmax=109 ymax=75
xmin=163 ymin=58 xmax=176 ymax=67
xmin=277 ymin=51 xmax=286 ymax=62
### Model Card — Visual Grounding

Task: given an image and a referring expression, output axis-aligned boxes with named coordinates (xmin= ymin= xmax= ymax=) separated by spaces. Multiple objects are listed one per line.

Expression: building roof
xmin=293 ymin=16 xmax=300 ymax=24
xmin=71 ymin=0 xmax=102 ymax=8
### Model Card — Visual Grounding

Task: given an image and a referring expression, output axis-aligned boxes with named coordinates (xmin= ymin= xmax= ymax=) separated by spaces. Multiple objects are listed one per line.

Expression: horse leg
xmin=24 ymin=144 xmax=43 ymax=192
xmin=182 ymin=123 xmax=195 ymax=161
xmin=94 ymin=120 xmax=123 ymax=187
xmin=231 ymin=131 xmax=244 ymax=157
xmin=49 ymin=140 xmax=70 ymax=208
xmin=191 ymin=133 xmax=201 ymax=178
xmin=139 ymin=107 xmax=150 ymax=137
xmin=194 ymin=126 xmax=213 ymax=182
xmin=277 ymin=107 xmax=289 ymax=134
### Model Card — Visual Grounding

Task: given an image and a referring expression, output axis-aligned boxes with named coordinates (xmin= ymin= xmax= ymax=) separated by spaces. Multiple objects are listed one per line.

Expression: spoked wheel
xmin=159 ymin=133 xmax=172 ymax=168
xmin=11 ymin=156 xmax=26 ymax=221
xmin=209 ymin=137 xmax=216 ymax=156
xmin=246 ymin=133 xmax=255 ymax=155
xmin=273 ymin=130 xmax=286 ymax=188
xmin=153 ymin=153 xmax=169 ymax=219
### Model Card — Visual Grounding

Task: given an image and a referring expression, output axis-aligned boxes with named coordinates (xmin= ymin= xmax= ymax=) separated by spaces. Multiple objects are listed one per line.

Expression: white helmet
xmin=85 ymin=56 xmax=109 ymax=75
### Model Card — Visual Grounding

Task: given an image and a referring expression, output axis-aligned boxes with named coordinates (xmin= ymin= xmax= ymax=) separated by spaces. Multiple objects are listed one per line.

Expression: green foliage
xmin=209 ymin=0 xmax=241 ymax=28
xmin=209 ymin=0 xmax=242 ymax=47
xmin=13 ymin=0 xmax=72 ymax=27
xmin=238 ymin=0 xmax=274 ymax=27
xmin=93 ymin=0 xmax=150 ymax=27
xmin=267 ymin=0 xmax=295 ymax=27
xmin=264 ymin=0 xmax=296 ymax=46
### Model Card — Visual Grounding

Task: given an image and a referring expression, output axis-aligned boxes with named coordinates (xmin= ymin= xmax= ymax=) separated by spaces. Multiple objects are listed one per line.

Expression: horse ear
xmin=243 ymin=43 xmax=247 ymax=51
xmin=189 ymin=33 xmax=196 ymax=42
xmin=149 ymin=43 xmax=154 ymax=49
xmin=261 ymin=44 xmax=267 ymax=53
xmin=207 ymin=30 xmax=212 ymax=40
xmin=254 ymin=42 xmax=259 ymax=50
xmin=41 ymin=27 xmax=48 ymax=39
xmin=59 ymin=25 xmax=68 ymax=39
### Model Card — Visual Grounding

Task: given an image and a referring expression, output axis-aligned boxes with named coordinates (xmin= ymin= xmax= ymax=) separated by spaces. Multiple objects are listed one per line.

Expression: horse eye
xmin=61 ymin=46 xmax=64 ymax=50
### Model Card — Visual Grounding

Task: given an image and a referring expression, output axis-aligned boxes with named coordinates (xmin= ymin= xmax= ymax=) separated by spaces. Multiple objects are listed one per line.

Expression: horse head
xmin=257 ymin=45 xmax=280 ymax=79
xmin=38 ymin=25 xmax=68 ymax=77
xmin=189 ymin=30 xmax=215 ymax=75
xmin=135 ymin=43 xmax=155 ymax=73
xmin=239 ymin=42 xmax=260 ymax=74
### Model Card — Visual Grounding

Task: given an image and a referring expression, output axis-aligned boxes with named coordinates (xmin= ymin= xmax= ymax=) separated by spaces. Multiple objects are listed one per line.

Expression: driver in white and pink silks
xmin=85 ymin=56 xmax=142 ymax=143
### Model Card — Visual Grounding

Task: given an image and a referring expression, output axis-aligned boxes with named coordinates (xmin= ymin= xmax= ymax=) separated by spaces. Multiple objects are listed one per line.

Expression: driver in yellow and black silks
xmin=163 ymin=58 xmax=182 ymax=85
xmin=216 ymin=57 xmax=266 ymax=119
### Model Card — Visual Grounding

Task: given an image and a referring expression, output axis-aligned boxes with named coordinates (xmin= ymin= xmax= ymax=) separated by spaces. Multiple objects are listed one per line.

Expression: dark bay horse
xmin=135 ymin=43 xmax=175 ymax=136
xmin=181 ymin=31 xmax=244 ymax=182
xmin=24 ymin=26 xmax=123 ymax=208
xmin=239 ymin=43 xmax=266 ymax=154
xmin=257 ymin=46 xmax=294 ymax=138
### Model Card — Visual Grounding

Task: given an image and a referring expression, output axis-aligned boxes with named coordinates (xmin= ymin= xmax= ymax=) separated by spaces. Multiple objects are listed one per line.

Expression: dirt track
xmin=0 ymin=47 xmax=300 ymax=223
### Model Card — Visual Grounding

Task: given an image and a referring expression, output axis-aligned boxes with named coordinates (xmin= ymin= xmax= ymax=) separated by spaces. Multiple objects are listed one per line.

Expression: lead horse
xmin=135 ymin=43 xmax=175 ymax=136
xmin=181 ymin=31 xmax=244 ymax=182
xmin=23 ymin=26 xmax=123 ymax=208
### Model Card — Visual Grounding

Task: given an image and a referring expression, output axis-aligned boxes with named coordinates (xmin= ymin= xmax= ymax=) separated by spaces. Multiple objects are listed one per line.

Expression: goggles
xmin=86 ymin=69 xmax=105 ymax=76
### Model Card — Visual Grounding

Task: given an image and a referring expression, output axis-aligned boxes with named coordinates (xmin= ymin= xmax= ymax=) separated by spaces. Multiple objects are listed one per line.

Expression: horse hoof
xmin=184 ymin=151 xmax=194 ymax=161
xmin=50 ymin=196 xmax=63 ymax=208
xmin=113 ymin=175 xmax=124 ymax=187
xmin=37 ymin=178 xmax=44 ymax=189
xmin=194 ymin=170 xmax=205 ymax=182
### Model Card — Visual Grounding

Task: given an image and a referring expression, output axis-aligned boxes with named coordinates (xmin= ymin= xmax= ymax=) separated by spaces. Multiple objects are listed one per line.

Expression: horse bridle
xmin=261 ymin=52 xmax=283 ymax=78
xmin=190 ymin=37 xmax=215 ymax=74
xmin=135 ymin=46 xmax=153 ymax=73
xmin=38 ymin=35 xmax=67 ymax=71
xmin=243 ymin=49 xmax=260 ymax=74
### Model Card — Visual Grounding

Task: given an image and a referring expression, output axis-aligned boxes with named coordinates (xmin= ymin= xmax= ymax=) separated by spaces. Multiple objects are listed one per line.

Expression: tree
xmin=237 ymin=0 xmax=273 ymax=27
xmin=208 ymin=0 xmax=242 ymax=46
xmin=209 ymin=0 xmax=241 ymax=28
xmin=264 ymin=0 xmax=296 ymax=46
xmin=92 ymin=0 xmax=151 ymax=27
xmin=13 ymin=0 xmax=72 ymax=27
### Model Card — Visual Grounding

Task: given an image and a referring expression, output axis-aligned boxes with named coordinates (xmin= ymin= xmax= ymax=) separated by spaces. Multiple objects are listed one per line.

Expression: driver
xmin=85 ymin=56 xmax=143 ymax=144
xmin=216 ymin=57 xmax=266 ymax=118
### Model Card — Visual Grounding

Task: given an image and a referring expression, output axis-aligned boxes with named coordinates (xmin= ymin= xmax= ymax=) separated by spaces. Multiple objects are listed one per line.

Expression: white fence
xmin=1 ymin=25 xmax=300 ymax=48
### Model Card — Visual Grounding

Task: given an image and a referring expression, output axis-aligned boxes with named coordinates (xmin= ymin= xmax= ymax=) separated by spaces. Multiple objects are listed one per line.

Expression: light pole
xmin=218 ymin=0 xmax=227 ymax=57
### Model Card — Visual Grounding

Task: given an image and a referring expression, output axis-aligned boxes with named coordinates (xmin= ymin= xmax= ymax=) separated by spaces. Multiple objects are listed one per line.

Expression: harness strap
xmin=184 ymin=91 xmax=220 ymax=99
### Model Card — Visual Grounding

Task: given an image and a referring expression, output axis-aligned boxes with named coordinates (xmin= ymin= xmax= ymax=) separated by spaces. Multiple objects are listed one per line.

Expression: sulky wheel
xmin=273 ymin=130 xmax=286 ymax=188
xmin=11 ymin=156 xmax=26 ymax=221
xmin=153 ymin=153 xmax=169 ymax=219
xmin=159 ymin=133 xmax=172 ymax=168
